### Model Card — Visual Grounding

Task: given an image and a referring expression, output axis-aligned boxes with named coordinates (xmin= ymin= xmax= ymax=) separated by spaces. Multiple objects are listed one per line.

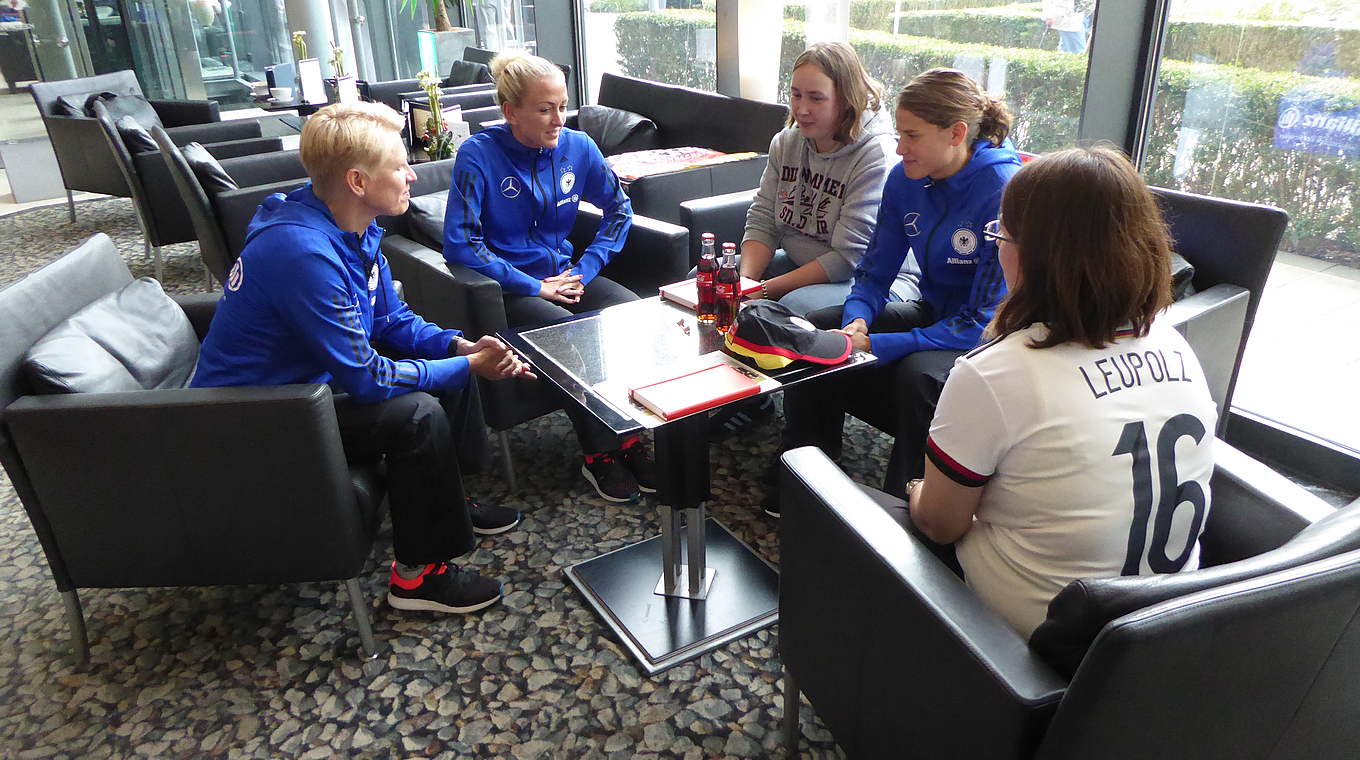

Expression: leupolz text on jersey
xmin=1078 ymin=348 xmax=1193 ymax=400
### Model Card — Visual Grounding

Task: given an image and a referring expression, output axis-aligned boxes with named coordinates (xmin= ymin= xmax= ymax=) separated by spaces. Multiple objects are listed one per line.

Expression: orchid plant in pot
xmin=414 ymin=69 xmax=458 ymax=161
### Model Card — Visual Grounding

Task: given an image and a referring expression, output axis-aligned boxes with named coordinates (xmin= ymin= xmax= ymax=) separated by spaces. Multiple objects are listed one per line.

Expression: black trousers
xmin=782 ymin=301 xmax=963 ymax=497
xmin=333 ymin=384 xmax=487 ymax=565
xmin=503 ymin=275 xmax=638 ymax=454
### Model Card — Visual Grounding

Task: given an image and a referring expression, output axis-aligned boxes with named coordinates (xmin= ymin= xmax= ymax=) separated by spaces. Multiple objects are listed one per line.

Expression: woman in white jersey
xmin=907 ymin=146 xmax=1218 ymax=639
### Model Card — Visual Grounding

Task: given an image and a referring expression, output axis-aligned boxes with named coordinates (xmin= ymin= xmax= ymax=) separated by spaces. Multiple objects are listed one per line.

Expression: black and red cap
xmin=724 ymin=300 xmax=853 ymax=370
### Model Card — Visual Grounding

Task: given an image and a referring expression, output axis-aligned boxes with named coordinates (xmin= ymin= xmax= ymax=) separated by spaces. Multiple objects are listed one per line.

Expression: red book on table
xmin=628 ymin=361 xmax=762 ymax=420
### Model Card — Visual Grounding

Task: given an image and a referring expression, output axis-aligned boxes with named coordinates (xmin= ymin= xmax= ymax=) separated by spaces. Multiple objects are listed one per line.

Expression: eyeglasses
xmin=983 ymin=219 xmax=1015 ymax=244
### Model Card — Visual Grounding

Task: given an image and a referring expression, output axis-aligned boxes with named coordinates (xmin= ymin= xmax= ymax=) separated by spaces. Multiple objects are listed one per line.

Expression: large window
xmin=1146 ymin=0 xmax=1360 ymax=453
xmin=769 ymin=0 xmax=1098 ymax=153
xmin=579 ymin=0 xmax=716 ymax=103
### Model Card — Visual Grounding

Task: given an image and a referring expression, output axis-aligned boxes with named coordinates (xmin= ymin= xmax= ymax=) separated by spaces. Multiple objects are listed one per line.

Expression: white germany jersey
xmin=927 ymin=320 xmax=1218 ymax=639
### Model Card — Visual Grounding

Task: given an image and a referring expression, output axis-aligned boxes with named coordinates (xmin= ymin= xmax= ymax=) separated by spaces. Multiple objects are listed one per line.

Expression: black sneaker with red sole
xmin=387 ymin=562 xmax=502 ymax=614
xmin=580 ymin=452 xmax=640 ymax=503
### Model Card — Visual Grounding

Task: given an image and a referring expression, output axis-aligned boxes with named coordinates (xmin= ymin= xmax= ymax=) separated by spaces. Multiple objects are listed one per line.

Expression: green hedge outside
xmin=885 ymin=9 xmax=1360 ymax=75
xmin=615 ymin=11 xmax=1360 ymax=254
xmin=613 ymin=10 xmax=718 ymax=91
xmin=783 ymin=0 xmax=1014 ymax=29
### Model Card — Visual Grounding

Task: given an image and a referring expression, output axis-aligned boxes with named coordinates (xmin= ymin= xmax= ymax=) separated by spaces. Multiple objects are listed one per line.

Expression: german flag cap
xmin=724 ymin=300 xmax=853 ymax=370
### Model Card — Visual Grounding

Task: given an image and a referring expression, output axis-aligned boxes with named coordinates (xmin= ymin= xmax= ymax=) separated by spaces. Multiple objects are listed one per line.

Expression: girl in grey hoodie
xmin=739 ymin=42 xmax=897 ymax=315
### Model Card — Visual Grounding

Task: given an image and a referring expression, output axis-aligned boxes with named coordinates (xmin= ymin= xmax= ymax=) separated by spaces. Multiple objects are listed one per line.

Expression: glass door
xmin=1142 ymin=0 xmax=1360 ymax=453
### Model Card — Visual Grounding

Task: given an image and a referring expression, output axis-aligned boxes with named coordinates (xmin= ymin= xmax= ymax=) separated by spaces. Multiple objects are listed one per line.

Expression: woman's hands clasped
xmin=833 ymin=317 xmax=872 ymax=354
xmin=458 ymin=335 xmax=536 ymax=381
xmin=539 ymin=268 xmax=585 ymax=304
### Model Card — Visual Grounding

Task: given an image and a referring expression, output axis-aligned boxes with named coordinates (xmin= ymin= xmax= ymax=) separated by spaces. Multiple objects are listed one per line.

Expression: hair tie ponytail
xmin=978 ymin=95 xmax=1012 ymax=146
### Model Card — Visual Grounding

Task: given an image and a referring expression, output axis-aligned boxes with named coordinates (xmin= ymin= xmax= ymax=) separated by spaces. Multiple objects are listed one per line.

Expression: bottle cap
xmin=721 ymin=242 xmax=736 ymax=251
xmin=701 ymin=232 xmax=715 ymax=242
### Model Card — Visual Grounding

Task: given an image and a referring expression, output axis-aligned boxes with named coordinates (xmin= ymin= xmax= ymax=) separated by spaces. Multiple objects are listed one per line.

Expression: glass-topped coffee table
xmin=502 ymin=297 xmax=874 ymax=674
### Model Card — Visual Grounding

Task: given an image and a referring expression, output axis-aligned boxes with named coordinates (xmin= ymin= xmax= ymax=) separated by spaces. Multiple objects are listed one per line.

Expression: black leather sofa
xmin=778 ymin=442 xmax=1360 ymax=758
xmin=563 ymin=73 xmax=788 ymax=224
xmin=0 ymin=234 xmax=386 ymax=664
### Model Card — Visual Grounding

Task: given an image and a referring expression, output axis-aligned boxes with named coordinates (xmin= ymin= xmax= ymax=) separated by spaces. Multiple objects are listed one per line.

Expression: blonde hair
xmin=896 ymin=67 xmax=1011 ymax=146
xmin=300 ymin=101 xmax=405 ymax=195
xmin=489 ymin=51 xmax=564 ymax=106
xmin=788 ymin=42 xmax=884 ymax=144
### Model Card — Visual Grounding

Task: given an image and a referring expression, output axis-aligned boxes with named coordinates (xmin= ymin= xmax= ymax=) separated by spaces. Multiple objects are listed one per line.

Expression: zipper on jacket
xmin=921 ymin=182 xmax=949 ymax=284
xmin=529 ymin=148 xmax=554 ymax=252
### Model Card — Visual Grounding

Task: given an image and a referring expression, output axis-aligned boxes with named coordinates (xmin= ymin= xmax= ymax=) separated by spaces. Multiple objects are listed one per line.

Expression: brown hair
xmin=991 ymin=145 xmax=1174 ymax=350
xmin=787 ymin=42 xmax=884 ymax=144
xmin=895 ymin=67 xmax=1011 ymax=146
xmin=490 ymin=50 xmax=563 ymax=106
xmin=300 ymin=101 xmax=405 ymax=195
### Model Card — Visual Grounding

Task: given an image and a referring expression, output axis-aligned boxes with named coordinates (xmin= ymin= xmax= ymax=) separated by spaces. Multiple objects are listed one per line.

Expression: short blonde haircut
xmin=787 ymin=42 xmax=884 ymax=144
xmin=300 ymin=101 xmax=405 ymax=194
xmin=490 ymin=50 xmax=563 ymax=106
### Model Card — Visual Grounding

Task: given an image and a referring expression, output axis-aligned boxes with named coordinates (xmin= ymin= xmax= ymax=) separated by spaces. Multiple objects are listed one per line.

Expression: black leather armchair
xmin=777 ymin=443 xmax=1359 ymax=758
xmin=152 ymin=126 xmax=308 ymax=288
xmin=378 ymin=180 xmax=689 ymax=489
xmin=0 ymin=234 xmax=386 ymax=664
xmin=91 ymin=106 xmax=283 ymax=281
xmin=29 ymin=71 xmax=267 ymax=226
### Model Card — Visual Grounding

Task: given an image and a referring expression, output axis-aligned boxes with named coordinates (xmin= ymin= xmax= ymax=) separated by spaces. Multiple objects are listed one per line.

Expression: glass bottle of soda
xmin=716 ymin=242 xmax=740 ymax=332
xmin=696 ymin=232 xmax=717 ymax=323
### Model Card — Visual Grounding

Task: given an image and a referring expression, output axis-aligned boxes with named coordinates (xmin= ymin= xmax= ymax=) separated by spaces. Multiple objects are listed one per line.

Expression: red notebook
xmin=628 ymin=361 xmax=762 ymax=420
xmin=658 ymin=276 xmax=763 ymax=311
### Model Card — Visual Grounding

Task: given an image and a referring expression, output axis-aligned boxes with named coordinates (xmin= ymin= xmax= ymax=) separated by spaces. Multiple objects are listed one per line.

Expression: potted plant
xmin=409 ymin=69 xmax=468 ymax=161
xmin=401 ymin=0 xmax=475 ymax=75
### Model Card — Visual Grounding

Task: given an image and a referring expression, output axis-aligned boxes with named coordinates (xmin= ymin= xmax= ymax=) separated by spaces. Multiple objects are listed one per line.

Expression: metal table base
xmin=564 ymin=516 xmax=779 ymax=675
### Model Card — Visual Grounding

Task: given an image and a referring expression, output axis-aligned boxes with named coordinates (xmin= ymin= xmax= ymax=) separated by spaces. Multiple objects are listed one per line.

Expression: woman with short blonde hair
xmin=299 ymin=100 xmax=406 ymax=196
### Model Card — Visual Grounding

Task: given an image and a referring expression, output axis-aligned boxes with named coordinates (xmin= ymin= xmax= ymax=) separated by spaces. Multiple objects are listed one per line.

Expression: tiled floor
xmin=1 ymin=86 xmax=1358 ymax=454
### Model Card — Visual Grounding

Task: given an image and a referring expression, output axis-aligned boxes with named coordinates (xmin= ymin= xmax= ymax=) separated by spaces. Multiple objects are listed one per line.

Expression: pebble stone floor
xmin=0 ymin=198 xmax=907 ymax=759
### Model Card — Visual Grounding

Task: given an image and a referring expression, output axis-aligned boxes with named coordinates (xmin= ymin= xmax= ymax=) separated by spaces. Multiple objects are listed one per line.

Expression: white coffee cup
xmin=251 ymin=81 xmax=269 ymax=95
xmin=269 ymin=87 xmax=293 ymax=101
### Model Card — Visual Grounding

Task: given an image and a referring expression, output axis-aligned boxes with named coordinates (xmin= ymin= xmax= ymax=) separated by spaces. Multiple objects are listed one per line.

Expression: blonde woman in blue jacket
xmin=442 ymin=51 xmax=653 ymax=504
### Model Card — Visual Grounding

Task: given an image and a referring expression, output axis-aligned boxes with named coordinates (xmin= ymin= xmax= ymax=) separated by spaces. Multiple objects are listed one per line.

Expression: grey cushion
xmin=55 ymin=94 xmax=86 ymax=117
xmin=182 ymin=142 xmax=238 ymax=196
xmin=115 ymin=115 xmax=158 ymax=153
xmin=406 ymin=191 xmax=449 ymax=250
xmin=86 ymin=91 xmax=163 ymax=129
xmin=1170 ymin=251 xmax=1195 ymax=300
xmin=1030 ymin=498 xmax=1360 ymax=678
xmin=23 ymin=277 xmax=199 ymax=394
xmin=445 ymin=60 xmax=492 ymax=86
xmin=577 ymin=104 xmax=659 ymax=156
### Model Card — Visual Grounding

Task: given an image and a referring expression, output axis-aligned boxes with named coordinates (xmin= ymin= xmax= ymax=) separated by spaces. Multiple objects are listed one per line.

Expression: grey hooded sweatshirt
xmin=742 ymin=107 xmax=896 ymax=282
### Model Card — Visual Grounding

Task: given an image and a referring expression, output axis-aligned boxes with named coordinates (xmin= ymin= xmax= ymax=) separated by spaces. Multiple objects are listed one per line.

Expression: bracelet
xmin=759 ymin=280 xmax=769 ymax=300
xmin=906 ymin=478 xmax=924 ymax=502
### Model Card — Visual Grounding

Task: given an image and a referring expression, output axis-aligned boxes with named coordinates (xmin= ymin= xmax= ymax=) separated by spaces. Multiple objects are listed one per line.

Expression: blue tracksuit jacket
xmin=842 ymin=138 xmax=1022 ymax=363
xmin=191 ymin=184 xmax=469 ymax=403
xmin=441 ymin=123 xmax=632 ymax=296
